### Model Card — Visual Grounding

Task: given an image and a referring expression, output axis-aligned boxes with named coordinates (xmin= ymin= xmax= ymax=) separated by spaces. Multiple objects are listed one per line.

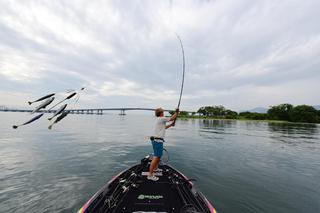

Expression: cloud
xmin=97 ymin=78 xmax=177 ymax=101
xmin=0 ymin=0 xmax=319 ymax=110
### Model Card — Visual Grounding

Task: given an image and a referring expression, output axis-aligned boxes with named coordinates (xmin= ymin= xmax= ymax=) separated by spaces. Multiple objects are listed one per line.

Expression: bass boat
xmin=78 ymin=156 xmax=217 ymax=213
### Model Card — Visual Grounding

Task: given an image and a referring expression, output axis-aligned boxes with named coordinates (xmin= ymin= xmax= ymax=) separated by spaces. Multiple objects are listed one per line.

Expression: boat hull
xmin=78 ymin=156 xmax=217 ymax=213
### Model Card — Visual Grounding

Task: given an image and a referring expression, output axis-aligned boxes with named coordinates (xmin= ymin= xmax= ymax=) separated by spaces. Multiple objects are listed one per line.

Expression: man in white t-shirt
xmin=148 ymin=107 xmax=179 ymax=181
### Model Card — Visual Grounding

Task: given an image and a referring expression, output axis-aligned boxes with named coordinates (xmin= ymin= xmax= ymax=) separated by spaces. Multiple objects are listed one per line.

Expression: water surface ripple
xmin=0 ymin=113 xmax=319 ymax=213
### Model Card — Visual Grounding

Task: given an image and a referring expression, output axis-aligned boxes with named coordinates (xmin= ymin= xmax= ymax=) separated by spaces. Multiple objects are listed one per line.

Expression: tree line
xmin=172 ymin=104 xmax=320 ymax=123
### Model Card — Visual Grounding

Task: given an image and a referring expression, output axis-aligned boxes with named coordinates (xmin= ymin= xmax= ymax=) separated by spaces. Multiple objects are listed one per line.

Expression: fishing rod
xmin=173 ymin=33 xmax=186 ymax=126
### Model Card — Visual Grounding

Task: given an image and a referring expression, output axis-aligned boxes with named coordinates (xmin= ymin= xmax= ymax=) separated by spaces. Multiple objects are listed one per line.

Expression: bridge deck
xmin=0 ymin=108 xmax=194 ymax=114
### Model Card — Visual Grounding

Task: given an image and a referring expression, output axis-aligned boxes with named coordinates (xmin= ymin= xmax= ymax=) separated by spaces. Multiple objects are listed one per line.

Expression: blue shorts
xmin=151 ymin=140 xmax=163 ymax=157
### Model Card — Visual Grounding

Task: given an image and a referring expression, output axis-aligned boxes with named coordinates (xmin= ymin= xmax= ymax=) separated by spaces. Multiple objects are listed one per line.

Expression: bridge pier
xmin=119 ymin=109 xmax=126 ymax=116
xmin=96 ymin=109 xmax=103 ymax=115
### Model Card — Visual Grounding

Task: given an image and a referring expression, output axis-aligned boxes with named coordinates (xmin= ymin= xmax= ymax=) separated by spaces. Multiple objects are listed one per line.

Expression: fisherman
xmin=148 ymin=107 xmax=179 ymax=181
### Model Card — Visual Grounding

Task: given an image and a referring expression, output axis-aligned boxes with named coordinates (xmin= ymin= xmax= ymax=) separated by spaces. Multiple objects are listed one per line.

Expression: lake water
xmin=0 ymin=112 xmax=319 ymax=213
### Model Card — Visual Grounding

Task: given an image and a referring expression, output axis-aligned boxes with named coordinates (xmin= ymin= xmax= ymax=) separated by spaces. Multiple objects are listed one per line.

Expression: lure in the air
xmin=48 ymin=92 xmax=77 ymax=110
xmin=13 ymin=87 xmax=85 ymax=129
xmin=48 ymin=104 xmax=67 ymax=121
xmin=13 ymin=113 xmax=44 ymax=129
xmin=28 ymin=93 xmax=55 ymax=105
xmin=48 ymin=111 xmax=69 ymax=130
xmin=31 ymin=97 xmax=55 ymax=114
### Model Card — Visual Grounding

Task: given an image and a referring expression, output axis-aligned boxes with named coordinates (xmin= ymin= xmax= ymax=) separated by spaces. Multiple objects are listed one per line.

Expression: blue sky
xmin=0 ymin=0 xmax=319 ymax=111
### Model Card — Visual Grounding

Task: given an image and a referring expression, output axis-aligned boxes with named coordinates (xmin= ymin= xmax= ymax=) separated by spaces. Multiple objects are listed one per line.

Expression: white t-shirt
xmin=154 ymin=117 xmax=170 ymax=139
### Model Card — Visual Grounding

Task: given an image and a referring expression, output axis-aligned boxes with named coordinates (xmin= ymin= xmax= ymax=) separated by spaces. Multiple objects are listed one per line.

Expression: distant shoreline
xmin=175 ymin=104 xmax=320 ymax=124
xmin=176 ymin=116 xmax=320 ymax=124
xmin=177 ymin=116 xmax=284 ymax=122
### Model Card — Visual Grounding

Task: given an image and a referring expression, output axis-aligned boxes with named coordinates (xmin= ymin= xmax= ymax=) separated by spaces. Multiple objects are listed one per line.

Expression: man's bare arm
xmin=169 ymin=109 xmax=179 ymax=121
xmin=165 ymin=123 xmax=174 ymax=129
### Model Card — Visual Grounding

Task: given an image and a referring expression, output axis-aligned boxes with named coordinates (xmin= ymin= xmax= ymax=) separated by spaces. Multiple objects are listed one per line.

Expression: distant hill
xmin=246 ymin=107 xmax=268 ymax=113
xmin=242 ymin=105 xmax=320 ymax=113
xmin=313 ymin=105 xmax=320 ymax=110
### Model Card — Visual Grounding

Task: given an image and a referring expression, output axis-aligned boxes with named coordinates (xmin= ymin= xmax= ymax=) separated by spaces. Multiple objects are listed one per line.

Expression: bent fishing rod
xmin=173 ymin=33 xmax=186 ymax=126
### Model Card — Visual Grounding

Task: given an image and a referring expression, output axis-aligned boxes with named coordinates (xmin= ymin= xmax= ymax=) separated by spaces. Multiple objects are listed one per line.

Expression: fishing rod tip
xmin=12 ymin=125 xmax=18 ymax=129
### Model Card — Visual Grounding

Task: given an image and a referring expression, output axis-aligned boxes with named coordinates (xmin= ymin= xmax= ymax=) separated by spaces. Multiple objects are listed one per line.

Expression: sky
xmin=0 ymin=0 xmax=319 ymax=112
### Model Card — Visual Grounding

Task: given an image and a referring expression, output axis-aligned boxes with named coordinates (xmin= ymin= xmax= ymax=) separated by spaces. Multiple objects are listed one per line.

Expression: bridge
xmin=0 ymin=105 xmax=8 ymax=111
xmin=0 ymin=107 xmax=194 ymax=115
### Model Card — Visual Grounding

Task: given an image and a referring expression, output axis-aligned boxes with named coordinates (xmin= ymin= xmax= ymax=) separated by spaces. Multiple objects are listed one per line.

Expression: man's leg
xmin=148 ymin=141 xmax=162 ymax=181
xmin=149 ymin=156 xmax=160 ymax=176
xmin=154 ymin=159 xmax=158 ymax=171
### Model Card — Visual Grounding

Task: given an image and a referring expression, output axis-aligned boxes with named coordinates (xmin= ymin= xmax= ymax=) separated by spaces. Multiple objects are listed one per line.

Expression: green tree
xmin=239 ymin=111 xmax=252 ymax=118
xmin=169 ymin=111 xmax=175 ymax=115
xmin=179 ymin=111 xmax=189 ymax=117
xmin=225 ymin=110 xmax=238 ymax=119
xmin=211 ymin=105 xmax=226 ymax=117
xmin=267 ymin=103 xmax=293 ymax=121
xmin=239 ymin=111 xmax=266 ymax=120
xmin=197 ymin=107 xmax=208 ymax=116
xmin=289 ymin=105 xmax=319 ymax=123
xmin=250 ymin=113 xmax=267 ymax=120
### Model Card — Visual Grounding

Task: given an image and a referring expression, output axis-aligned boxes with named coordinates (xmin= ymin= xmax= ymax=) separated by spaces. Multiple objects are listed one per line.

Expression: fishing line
xmin=72 ymin=87 xmax=86 ymax=106
xmin=48 ymin=87 xmax=85 ymax=110
xmin=162 ymin=148 xmax=170 ymax=163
